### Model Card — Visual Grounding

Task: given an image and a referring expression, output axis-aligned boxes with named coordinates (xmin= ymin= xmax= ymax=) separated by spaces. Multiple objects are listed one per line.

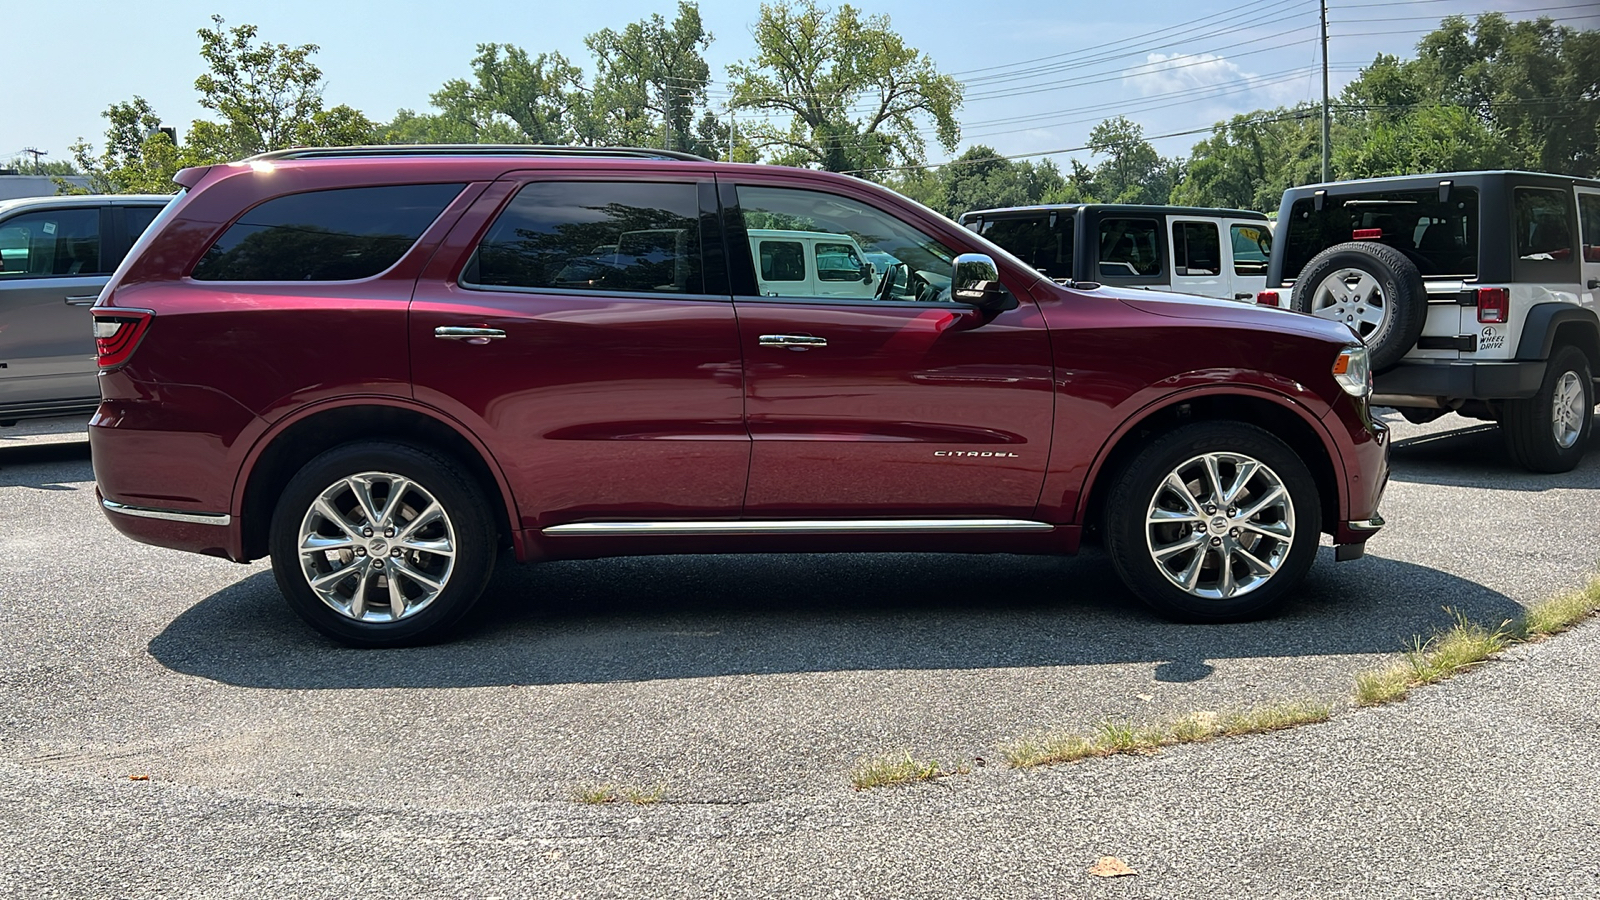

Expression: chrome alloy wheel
xmin=1309 ymin=267 xmax=1389 ymax=341
xmin=1552 ymin=370 xmax=1586 ymax=449
xmin=1144 ymin=452 xmax=1296 ymax=600
xmin=296 ymin=471 xmax=457 ymax=623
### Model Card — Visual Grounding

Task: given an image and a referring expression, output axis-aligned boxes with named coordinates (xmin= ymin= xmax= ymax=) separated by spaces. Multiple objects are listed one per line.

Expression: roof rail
xmin=245 ymin=144 xmax=712 ymax=163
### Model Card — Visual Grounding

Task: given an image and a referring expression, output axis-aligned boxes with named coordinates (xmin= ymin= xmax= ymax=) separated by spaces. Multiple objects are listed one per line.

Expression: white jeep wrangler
xmin=1264 ymin=171 xmax=1599 ymax=473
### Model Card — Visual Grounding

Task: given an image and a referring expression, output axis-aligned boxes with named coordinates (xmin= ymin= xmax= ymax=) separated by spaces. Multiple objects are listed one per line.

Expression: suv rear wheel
xmin=1292 ymin=241 xmax=1426 ymax=372
xmin=1104 ymin=422 xmax=1321 ymax=622
xmin=1502 ymin=344 xmax=1594 ymax=473
xmin=268 ymin=441 xmax=497 ymax=646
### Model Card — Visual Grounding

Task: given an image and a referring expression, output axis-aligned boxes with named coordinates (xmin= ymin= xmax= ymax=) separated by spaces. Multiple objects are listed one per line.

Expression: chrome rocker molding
xmin=102 ymin=499 xmax=232 ymax=526
xmin=542 ymin=518 xmax=1055 ymax=537
xmin=1348 ymin=515 xmax=1385 ymax=532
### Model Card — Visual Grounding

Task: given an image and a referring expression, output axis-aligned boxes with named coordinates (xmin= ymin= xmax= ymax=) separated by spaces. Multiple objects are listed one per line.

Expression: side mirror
xmin=861 ymin=262 xmax=874 ymax=283
xmin=951 ymin=253 xmax=1018 ymax=312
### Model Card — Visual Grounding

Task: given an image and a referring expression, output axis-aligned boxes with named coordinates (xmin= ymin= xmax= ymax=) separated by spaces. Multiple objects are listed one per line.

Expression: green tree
xmin=65 ymin=97 xmax=190 ymax=194
xmin=1085 ymin=117 xmax=1182 ymax=205
xmin=422 ymin=44 xmax=589 ymax=144
xmin=727 ymin=0 xmax=962 ymax=174
xmin=585 ymin=2 xmax=713 ymax=153
xmin=1170 ymin=107 xmax=1321 ymax=212
xmin=886 ymin=146 xmax=1067 ymax=218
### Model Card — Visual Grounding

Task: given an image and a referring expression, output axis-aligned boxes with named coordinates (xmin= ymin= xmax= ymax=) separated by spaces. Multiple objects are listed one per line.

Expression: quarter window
xmin=1098 ymin=218 xmax=1162 ymax=278
xmin=193 ymin=184 xmax=464 ymax=281
xmin=466 ymin=181 xmax=703 ymax=294
xmin=1580 ymin=193 xmax=1600 ymax=263
xmin=0 ymin=208 xmax=100 ymax=277
xmin=1515 ymin=188 xmax=1574 ymax=261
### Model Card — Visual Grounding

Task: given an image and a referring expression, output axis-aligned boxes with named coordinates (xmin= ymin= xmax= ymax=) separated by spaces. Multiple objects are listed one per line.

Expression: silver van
xmin=0 ymin=193 xmax=172 ymax=423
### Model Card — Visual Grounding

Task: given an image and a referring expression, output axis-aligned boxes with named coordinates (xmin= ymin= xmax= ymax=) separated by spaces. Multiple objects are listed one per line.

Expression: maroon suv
xmin=90 ymin=146 xmax=1388 ymax=646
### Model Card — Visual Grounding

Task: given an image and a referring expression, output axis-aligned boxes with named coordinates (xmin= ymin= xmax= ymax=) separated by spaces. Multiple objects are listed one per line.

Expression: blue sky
xmin=5 ymin=0 xmax=1593 ymax=172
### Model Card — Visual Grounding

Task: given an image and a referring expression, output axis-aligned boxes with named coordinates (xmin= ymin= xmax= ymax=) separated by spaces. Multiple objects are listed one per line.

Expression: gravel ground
xmin=0 ymin=410 xmax=1596 ymax=898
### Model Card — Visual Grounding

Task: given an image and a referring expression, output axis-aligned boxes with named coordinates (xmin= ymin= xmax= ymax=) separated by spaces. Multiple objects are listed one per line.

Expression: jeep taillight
xmin=1256 ymin=290 xmax=1280 ymax=307
xmin=1476 ymin=287 xmax=1509 ymax=324
xmin=92 ymin=310 xmax=154 ymax=369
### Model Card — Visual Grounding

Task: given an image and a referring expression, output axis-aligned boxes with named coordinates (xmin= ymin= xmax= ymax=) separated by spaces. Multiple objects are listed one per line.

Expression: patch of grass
xmin=1357 ymin=607 xmax=1524 ymax=707
xmin=1522 ymin=577 xmax=1600 ymax=639
xmin=850 ymin=751 xmax=948 ymax=790
xmin=572 ymin=783 xmax=668 ymax=805
xmin=1001 ymin=700 xmax=1330 ymax=770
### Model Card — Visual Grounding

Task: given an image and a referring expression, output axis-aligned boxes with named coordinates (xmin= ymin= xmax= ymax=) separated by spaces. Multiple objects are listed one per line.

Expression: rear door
xmin=410 ymin=174 xmax=749 ymax=532
xmin=0 ymin=204 xmax=108 ymax=410
xmin=1169 ymin=217 xmax=1226 ymax=300
xmin=1577 ymin=186 xmax=1600 ymax=309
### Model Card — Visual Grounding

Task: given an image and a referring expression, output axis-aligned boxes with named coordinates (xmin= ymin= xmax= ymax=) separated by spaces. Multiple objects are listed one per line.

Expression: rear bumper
xmin=97 ymin=490 xmax=238 ymax=560
xmin=1373 ymin=360 xmax=1546 ymax=404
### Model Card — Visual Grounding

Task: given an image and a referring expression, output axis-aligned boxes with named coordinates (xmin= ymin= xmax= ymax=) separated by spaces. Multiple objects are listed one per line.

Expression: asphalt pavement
xmin=1 ymin=412 xmax=1596 ymax=898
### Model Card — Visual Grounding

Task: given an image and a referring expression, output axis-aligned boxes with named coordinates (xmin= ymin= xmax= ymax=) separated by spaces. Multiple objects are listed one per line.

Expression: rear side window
xmin=125 ymin=205 xmax=165 ymax=242
xmin=1514 ymin=188 xmax=1573 ymax=261
xmin=0 ymin=208 xmax=100 ymax=277
xmin=466 ymin=181 xmax=703 ymax=295
xmin=759 ymin=241 xmax=805 ymax=282
xmin=192 ymin=184 xmax=465 ymax=281
xmin=1284 ymin=188 xmax=1479 ymax=280
xmin=1098 ymin=218 xmax=1162 ymax=278
xmin=979 ymin=214 xmax=1073 ymax=280
xmin=1172 ymin=221 xmax=1220 ymax=276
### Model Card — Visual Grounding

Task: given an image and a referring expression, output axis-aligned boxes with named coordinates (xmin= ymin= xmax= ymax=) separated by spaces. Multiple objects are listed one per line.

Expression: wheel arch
xmin=1515 ymin=303 xmax=1600 ymax=372
xmin=1078 ymin=389 xmax=1343 ymax=539
xmin=234 ymin=400 xmax=518 ymax=562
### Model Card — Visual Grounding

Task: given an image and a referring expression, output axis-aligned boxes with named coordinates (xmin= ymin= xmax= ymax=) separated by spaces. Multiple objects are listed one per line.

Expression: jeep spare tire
xmin=1291 ymin=241 xmax=1426 ymax=372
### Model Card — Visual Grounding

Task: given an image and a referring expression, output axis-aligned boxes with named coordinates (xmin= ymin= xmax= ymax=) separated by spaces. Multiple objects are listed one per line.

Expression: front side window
xmin=1515 ymin=188 xmax=1574 ymax=261
xmin=736 ymin=185 xmax=955 ymax=302
xmin=193 ymin=183 xmax=465 ymax=281
xmin=1172 ymin=221 xmax=1221 ymax=276
xmin=1231 ymin=224 xmax=1271 ymax=275
xmin=1098 ymin=218 xmax=1162 ymax=278
xmin=467 ymin=181 xmax=703 ymax=294
xmin=0 ymin=208 xmax=100 ymax=277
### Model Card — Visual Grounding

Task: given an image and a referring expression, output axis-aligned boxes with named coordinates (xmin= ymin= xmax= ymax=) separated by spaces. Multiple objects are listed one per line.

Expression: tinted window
xmin=1172 ymin=221 xmax=1220 ymax=276
xmin=1285 ymin=188 xmax=1479 ymax=280
xmin=0 ymin=208 xmax=100 ymax=277
xmin=192 ymin=184 xmax=464 ymax=281
xmin=759 ymin=241 xmax=805 ymax=282
xmin=1581 ymin=193 xmax=1600 ymax=263
xmin=1098 ymin=218 xmax=1162 ymax=278
xmin=979 ymin=214 xmax=1073 ymax=280
xmin=467 ymin=182 xmax=703 ymax=294
xmin=125 ymin=205 xmax=166 ymax=242
xmin=1231 ymin=224 xmax=1271 ymax=275
xmin=736 ymin=186 xmax=955 ymax=303
xmin=1514 ymin=188 xmax=1573 ymax=261
xmin=816 ymin=241 xmax=865 ymax=282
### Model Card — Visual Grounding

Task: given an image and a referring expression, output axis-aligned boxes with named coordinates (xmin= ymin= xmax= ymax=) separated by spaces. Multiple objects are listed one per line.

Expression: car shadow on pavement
xmin=1384 ymin=418 xmax=1600 ymax=490
xmin=0 ymin=442 xmax=92 ymax=490
xmin=149 ymin=547 xmax=1524 ymax=690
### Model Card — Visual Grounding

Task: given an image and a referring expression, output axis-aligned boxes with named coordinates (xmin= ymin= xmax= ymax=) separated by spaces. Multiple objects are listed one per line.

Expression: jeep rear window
xmin=1284 ymin=188 xmax=1478 ymax=281
xmin=466 ymin=181 xmax=703 ymax=295
xmin=978 ymin=214 xmax=1073 ymax=280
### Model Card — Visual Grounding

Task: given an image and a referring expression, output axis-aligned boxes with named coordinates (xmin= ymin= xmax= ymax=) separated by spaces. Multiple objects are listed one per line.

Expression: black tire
xmin=1104 ymin=421 xmax=1322 ymax=623
xmin=1502 ymin=344 xmax=1594 ymax=474
xmin=1291 ymin=241 xmax=1426 ymax=373
xmin=268 ymin=441 xmax=497 ymax=647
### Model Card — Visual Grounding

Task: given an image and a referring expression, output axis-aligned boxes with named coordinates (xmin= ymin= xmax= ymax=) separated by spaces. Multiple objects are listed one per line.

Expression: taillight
xmin=1256 ymin=290 xmax=1280 ymax=307
xmin=1476 ymin=287 xmax=1509 ymax=324
xmin=1352 ymin=228 xmax=1383 ymax=240
xmin=92 ymin=310 xmax=154 ymax=369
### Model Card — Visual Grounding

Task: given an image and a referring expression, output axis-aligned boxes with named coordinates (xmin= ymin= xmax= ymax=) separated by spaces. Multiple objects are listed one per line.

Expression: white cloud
xmin=1123 ymin=52 xmax=1307 ymax=108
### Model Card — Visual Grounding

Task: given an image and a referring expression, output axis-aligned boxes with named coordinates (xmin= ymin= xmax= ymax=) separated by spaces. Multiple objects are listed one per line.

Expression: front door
xmin=410 ymin=176 xmax=748 ymax=532
xmin=726 ymin=181 xmax=1055 ymax=518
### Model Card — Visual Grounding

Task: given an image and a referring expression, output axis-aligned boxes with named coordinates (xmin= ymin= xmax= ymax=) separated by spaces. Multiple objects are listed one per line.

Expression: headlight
xmin=1332 ymin=344 xmax=1371 ymax=398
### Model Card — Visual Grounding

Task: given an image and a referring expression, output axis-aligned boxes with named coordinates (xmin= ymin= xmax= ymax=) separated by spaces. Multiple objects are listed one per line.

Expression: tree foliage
xmin=886 ymin=146 xmax=1067 ymax=218
xmin=727 ymin=0 xmax=962 ymax=174
xmin=586 ymin=2 xmax=713 ymax=154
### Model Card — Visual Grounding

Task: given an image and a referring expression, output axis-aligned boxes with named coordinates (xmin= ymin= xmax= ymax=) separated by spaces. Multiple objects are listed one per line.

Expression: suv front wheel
xmin=1502 ymin=345 xmax=1594 ymax=473
xmin=268 ymin=441 xmax=498 ymax=646
xmin=1104 ymin=422 xmax=1322 ymax=622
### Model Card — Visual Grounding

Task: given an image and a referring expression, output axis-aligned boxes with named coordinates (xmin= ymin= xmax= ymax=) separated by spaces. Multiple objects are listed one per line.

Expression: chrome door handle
xmin=758 ymin=334 xmax=827 ymax=350
xmin=64 ymin=295 xmax=99 ymax=307
xmin=434 ymin=326 xmax=507 ymax=345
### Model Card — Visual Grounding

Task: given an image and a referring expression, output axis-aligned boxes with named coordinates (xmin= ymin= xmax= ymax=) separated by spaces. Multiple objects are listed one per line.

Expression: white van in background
xmin=748 ymin=228 xmax=878 ymax=299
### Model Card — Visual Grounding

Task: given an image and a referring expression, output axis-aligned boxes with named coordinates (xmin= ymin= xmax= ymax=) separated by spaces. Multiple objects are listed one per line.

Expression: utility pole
xmin=1320 ymin=0 xmax=1331 ymax=183
xmin=21 ymin=147 xmax=47 ymax=174
xmin=727 ymin=104 xmax=737 ymax=163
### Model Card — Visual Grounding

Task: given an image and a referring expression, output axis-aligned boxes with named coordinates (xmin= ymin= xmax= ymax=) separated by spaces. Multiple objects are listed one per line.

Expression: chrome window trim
xmin=102 ymin=499 xmax=231 ymax=526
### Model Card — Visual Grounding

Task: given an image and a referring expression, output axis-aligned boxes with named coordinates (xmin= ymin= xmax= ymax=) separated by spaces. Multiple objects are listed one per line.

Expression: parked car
xmin=957 ymin=204 xmax=1274 ymax=303
xmin=0 ymin=193 xmax=173 ymax=423
xmin=748 ymin=228 xmax=878 ymax=299
xmin=91 ymin=146 xmax=1387 ymax=646
xmin=1263 ymin=170 xmax=1599 ymax=472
